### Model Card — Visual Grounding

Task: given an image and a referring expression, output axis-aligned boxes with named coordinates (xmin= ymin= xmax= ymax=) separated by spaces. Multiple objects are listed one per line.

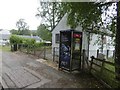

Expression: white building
xmin=0 ymin=29 xmax=11 ymax=45
xmin=52 ymin=14 xmax=89 ymax=57
xmin=52 ymin=14 xmax=114 ymax=59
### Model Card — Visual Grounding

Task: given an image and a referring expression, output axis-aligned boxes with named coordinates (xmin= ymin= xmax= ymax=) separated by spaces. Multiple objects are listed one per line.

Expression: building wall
xmin=52 ymin=14 xmax=70 ymax=50
xmin=89 ymin=34 xmax=115 ymax=59
xmin=0 ymin=33 xmax=11 ymax=45
xmin=52 ymin=14 xmax=89 ymax=56
xmin=52 ymin=13 xmax=115 ymax=60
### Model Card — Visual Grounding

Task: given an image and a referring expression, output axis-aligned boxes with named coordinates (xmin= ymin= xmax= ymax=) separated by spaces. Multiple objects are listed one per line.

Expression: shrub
xmin=10 ymin=35 xmax=22 ymax=44
xmin=9 ymin=35 xmax=45 ymax=52
xmin=22 ymin=38 xmax=35 ymax=46
xmin=34 ymin=42 xmax=44 ymax=48
xmin=10 ymin=35 xmax=35 ymax=45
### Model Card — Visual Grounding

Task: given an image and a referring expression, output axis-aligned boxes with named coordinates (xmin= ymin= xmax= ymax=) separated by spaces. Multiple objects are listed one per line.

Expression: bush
xmin=10 ymin=35 xmax=36 ymax=45
xmin=10 ymin=35 xmax=22 ymax=51
xmin=34 ymin=42 xmax=45 ymax=49
xmin=22 ymin=38 xmax=35 ymax=46
xmin=10 ymin=35 xmax=36 ymax=51
xmin=9 ymin=35 xmax=44 ymax=52
xmin=10 ymin=35 xmax=22 ymax=44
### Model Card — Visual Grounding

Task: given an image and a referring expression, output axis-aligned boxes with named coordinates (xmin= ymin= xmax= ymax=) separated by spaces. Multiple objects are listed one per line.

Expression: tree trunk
xmin=101 ymin=35 xmax=104 ymax=53
xmin=13 ymin=44 xmax=17 ymax=51
xmin=115 ymin=1 xmax=120 ymax=80
xmin=52 ymin=2 xmax=55 ymax=30
xmin=87 ymin=32 xmax=90 ymax=59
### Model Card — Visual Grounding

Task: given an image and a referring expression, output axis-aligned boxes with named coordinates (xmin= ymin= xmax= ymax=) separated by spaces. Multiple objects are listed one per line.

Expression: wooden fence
xmin=90 ymin=56 xmax=120 ymax=88
xmin=96 ymin=49 xmax=115 ymax=59
xmin=12 ymin=44 xmax=120 ymax=88
xmin=53 ymin=47 xmax=59 ymax=62
xmin=16 ymin=44 xmax=52 ymax=60
xmin=11 ymin=44 xmax=61 ymax=62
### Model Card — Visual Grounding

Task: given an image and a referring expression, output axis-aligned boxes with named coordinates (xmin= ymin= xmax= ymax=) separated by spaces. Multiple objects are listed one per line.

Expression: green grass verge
xmin=91 ymin=60 xmax=119 ymax=88
xmin=0 ymin=45 xmax=11 ymax=52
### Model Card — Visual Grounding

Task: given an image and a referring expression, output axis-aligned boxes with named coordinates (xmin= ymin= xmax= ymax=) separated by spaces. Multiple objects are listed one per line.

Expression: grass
xmin=91 ymin=58 xmax=119 ymax=88
xmin=103 ymin=58 xmax=119 ymax=88
xmin=107 ymin=57 xmax=114 ymax=63
xmin=0 ymin=45 xmax=11 ymax=52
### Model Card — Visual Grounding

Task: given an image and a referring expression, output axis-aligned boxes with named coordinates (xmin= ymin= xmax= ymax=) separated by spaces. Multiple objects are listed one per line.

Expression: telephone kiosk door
xmin=71 ymin=32 xmax=82 ymax=70
xmin=59 ymin=31 xmax=71 ymax=70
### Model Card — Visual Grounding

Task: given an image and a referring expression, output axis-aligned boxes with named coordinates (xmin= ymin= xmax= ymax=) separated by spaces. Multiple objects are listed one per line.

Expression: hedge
xmin=9 ymin=35 xmax=44 ymax=51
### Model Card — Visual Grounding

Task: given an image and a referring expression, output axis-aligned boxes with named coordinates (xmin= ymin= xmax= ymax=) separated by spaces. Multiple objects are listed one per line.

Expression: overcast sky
xmin=0 ymin=0 xmax=41 ymax=30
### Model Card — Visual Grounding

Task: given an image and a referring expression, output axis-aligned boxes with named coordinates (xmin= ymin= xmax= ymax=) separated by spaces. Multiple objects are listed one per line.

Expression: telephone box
xmin=59 ymin=30 xmax=82 ymax=72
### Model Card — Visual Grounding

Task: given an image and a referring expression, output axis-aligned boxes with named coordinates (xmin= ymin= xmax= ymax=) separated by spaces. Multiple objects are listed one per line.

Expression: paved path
xmin=1 ymin=51 xmax=50 ymax=88
xmin=1 ymin=51 xmax=105 ymax=88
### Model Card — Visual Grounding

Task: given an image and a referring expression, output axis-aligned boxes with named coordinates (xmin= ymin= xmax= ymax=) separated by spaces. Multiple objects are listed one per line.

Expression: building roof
xmin=52 ymin=13 xmax=83 ymax=34
xmin=0 ymin=29 xmax=11 ymax=40
xmin=0 ymin=29 xmax=11 ymax=34
xmin=52 ymin=13 xmax=114 ymax=37
xmin=0 ymin=34 xmax=11 ymax=40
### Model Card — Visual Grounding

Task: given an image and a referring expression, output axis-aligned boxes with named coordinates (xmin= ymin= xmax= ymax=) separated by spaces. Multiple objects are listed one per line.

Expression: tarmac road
xmin=0 ymin=50 xmax=105 ymax=88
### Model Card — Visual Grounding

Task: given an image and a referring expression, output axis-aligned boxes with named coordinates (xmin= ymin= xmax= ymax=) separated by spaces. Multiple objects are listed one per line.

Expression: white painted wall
xmin=0 ymin=29 xmax=11 ymax=45
xmin=52 ymin=13 xmax=115 ymax=59
xmin=52 ymin=14 xmax=89 ymax=56
xmin=52 ymin=14 xmax=70 ymax=49
xmin=0 ymin=29 xmax=10 ymax=34
xmin=89 ymin=34 xmax=115 ymax=59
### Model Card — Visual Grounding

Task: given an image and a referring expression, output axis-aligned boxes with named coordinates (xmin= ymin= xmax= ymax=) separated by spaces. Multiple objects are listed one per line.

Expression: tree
xmin=61 ymin=2 xmax=120 ymax=80
xmin=115 ymin=1 xmax=120 ymax=80
xmin=62 ymin=2 xmax=114 ymax=30
xmin=37 ymin=24 xmax=52 ymax=41
xmin=36 ymin=1 xmax=120 ymax=80
xmin=31 ymin=30 xmax=37 ymax=36
xmin=21 ymin=29 xmax=31 ymax=35
xmin=10 ymin=29 xmax=19 ymax=35
xmin=36 ymin=1 xmax=66 ymax=30
xmin=16 ymin=19 xmax=30 ymax=35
